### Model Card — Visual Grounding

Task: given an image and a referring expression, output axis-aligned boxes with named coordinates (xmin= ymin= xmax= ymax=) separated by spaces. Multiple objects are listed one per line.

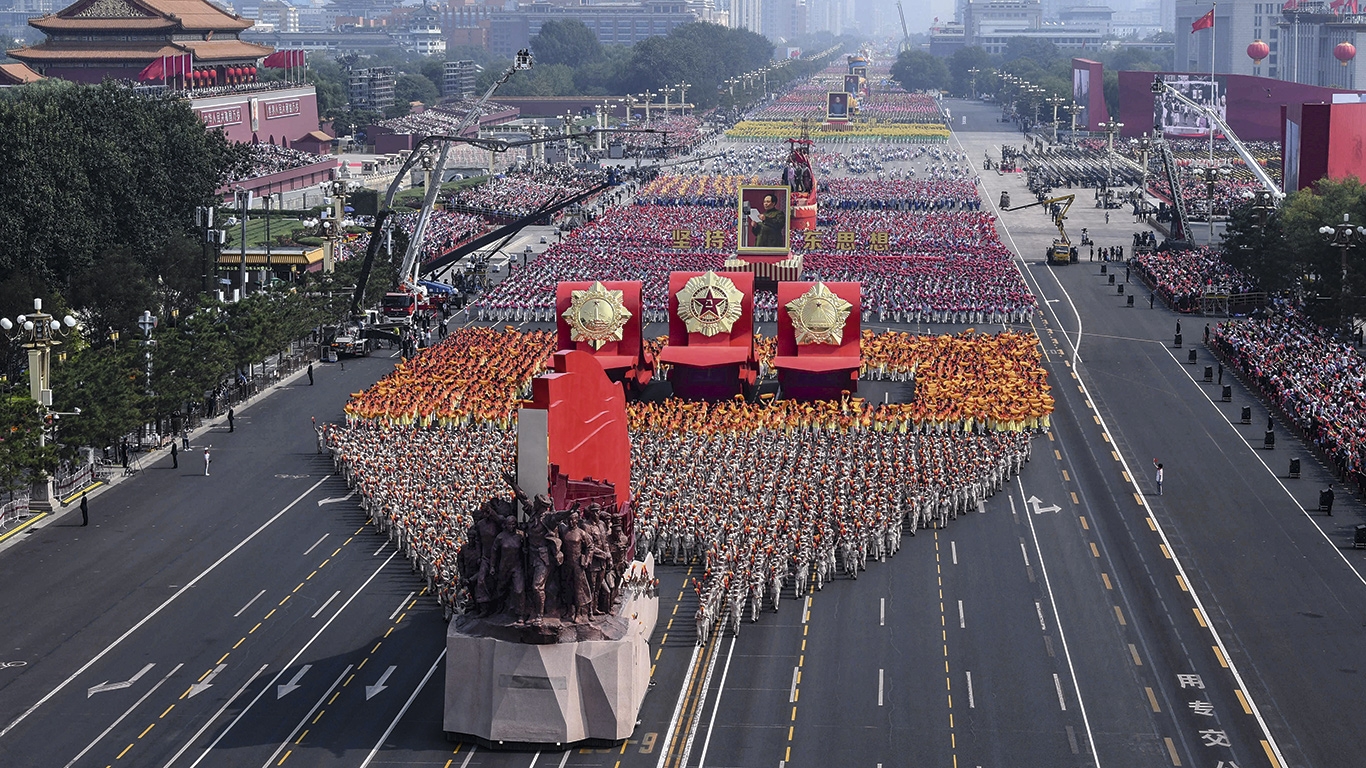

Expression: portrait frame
xmin=827 ymin=91 xmax=850 ymax=121
xmin=736 ymin=185 xmax=792 ymax=257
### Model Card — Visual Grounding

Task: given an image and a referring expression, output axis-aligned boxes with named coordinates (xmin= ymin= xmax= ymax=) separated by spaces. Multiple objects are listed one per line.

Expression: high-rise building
xmin=1174 ymin=0 xmax=1366 ymax=88
xmin=444 ymin=58 xmax=478 ymax=100
xmin=349 ymin=66 xmax=395 ymax=111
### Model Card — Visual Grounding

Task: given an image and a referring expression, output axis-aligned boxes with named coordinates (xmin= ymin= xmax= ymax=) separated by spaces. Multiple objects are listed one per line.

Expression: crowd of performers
xmin=444 ymin=167 xmax=608 ymax=219
xmin=468 ymin=169 xmax=1035 ymax=323
xmin=325 ymin=326 xmax=1052 ymax=625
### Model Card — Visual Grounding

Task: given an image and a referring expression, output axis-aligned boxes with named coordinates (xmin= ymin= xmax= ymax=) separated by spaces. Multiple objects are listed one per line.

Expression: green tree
xmin=0 ymin=384 xmax=58 ymax=491
xmin=531 ymin=20 xmax=604 ymax=68
xmin=890 ymin=50 xmax=950 ymax=93
xmin=394 ymin=72 xmax=440 ymax=106
xmin=947 ymin=47 xmax=993 ymax=97
xmin=50 ymin=345 xmax=145 ymax=454
xmin=0 ymin=80 xmax=249 ymax=287
xmin=1224 ymin=177 xmax=1366 ymax=328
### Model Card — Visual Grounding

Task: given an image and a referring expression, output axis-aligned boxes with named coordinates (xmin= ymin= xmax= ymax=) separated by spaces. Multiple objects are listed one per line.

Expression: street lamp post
xmin=1046 ymin=95 xmax=1065 ymax=144
xmin=234 ymin=187 xmax=251 ymax=298
xmin=967 ymin=67 xmax=980 ymax=99
xmin=1131 ymin=132 xmax=1154 ymax=202
xmin=1097 ymin=120 xmax=1124 ymax=190
xmin=677 ymin=81 xmax=691 ymax=114
xmin=0 ymin=298 xmax=79 ymax=510
xmin=319 ymin=178 xmax=353 ymax=274
xmin=1318 ymin=213 xmax=1366 ymax=337
xmin=1190 ymin=165 xmax=1230 ymax=242
xmin=137 ymin=309 xmax=157 ymax=397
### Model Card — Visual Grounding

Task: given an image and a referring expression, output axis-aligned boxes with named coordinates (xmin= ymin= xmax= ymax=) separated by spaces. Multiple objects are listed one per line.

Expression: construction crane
xmin=896 ymin=1 xmax=912 ymax=53
xmin=1004 ymin=194 xmax=1078 ymax=265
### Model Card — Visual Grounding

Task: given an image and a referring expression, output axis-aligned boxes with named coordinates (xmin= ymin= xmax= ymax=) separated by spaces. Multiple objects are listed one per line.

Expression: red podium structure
xmin=658 ymin=270 xmax=757 ymax=400
xmin=516 ymin=349 xmax=631 ymax=517
xmin=773 ymin=281 xmax=862 ymax=401
xmin=555 ymin=280 xmax=653 ymax=390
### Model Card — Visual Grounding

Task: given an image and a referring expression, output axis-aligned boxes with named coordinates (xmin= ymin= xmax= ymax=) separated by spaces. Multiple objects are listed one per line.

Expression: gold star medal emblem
xmin=676 ymin=271 xmax=745 ymax=337
xmin=563 ymin=281 xmax=631 ymax=349
xmin=786 ymin=282 xmax=852 ymax=345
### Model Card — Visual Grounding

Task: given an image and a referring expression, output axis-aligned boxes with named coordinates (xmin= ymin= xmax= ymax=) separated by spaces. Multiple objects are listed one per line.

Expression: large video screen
xmin=1155 ymin=75 xmax=1227 ymax=138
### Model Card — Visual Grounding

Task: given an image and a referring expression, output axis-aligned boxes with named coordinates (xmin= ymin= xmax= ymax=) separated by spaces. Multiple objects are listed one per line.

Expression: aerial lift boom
xmin=1005 ymin=194 xmax=1078 ymax=264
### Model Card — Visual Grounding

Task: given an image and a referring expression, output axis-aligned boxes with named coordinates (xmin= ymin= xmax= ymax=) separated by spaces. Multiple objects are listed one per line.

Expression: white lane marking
xmin=178 ymin=551 xmax=400 ymax=768
xmin=1020 ymin=542 xmax=1030 ymax=567
xmin=312 ymin=591 xmax=340 ymax=619
xmin=364 ymin=666 xmax=397 ymax=700
xmin=1019 ymin=481 xmax=1099 ymax=767
xmin=878 ymin=668 xmax=884 ymax=706
xmin=161 ymin=665 xmax=269 ymax=768
xmin=557 ymin=751 xmax=571 ymax=768
xmin=880 ymin=597 xmax=885 ymax=626
xmin=258 ymin=665 xmax=353 ymax=768
xmin=527 ymin=752 xmax=540 ymax=767
xmin=802 ymin=595 xmax=811 ymax=624
xmin=0 ymin=476 xmax=329 ymax=742
xmin=695 ymin=636 xmax=738 ymax=768
xmin=1053 ymin=673 xmax=1067 ymax=711
xmin=389 ymin=591 xmax=415 ymax=621
xmin=458 ymin=745 xmax=477 ymax=768
xmin=187 ymin=664 xmax=225 ymax=698
xmin=789 ymin=666 xmax=800 ymax=703
xmin=63 ymin=664 xmax=183 ymax=768
xmin=373 ymin=542 xmax=388 ymax=557
xmin=358 ymin=650 xmax=447 ymax=768
xmin=276 ymin=665 xmax=311 ymax=699
xmin=233 ymin=590 xmax=266 ymax=618
xmin=88 ymin=662 xmax=156 ymax=697
xmin=302 ymin=533 xmax=328 ymax=556
xmin=965 ymin=671 xmax=975 ymax=709
xmin=1159 ymin=343 xmax=1366 ymax=587
xmin=1036 ymin=601 xmax=1047 ymax=631
xmin=1010 ymin=495 xmax=1017 ymax=516
xmin=655 ymin=644 xmax=703 ymax=768
xmin=958 ymin=600 xmax=965 ymax=629
xmin=679 ymin=624 xmax=726 ymax=768
xmin=951 ymin=541 xmax=958 ymax=564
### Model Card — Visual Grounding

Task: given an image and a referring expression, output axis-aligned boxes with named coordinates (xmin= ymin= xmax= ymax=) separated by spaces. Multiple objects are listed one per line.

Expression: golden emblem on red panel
xmin=563 ymin=281 xmax=630 ymax=349
xmin=676 ymin=271 xmax=744 ymax=337
xmin=785 ymin=282 xmax=851 ymax=345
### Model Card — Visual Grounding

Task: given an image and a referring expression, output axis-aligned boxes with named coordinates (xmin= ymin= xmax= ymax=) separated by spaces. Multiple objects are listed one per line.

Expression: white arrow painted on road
xmin=316 ymin=490 xmax=356 ymax=507
xmin=187 ymin=663 xmax=226 ymax=698
xmin=1026 ymin=495 xmax=1062 ymax=515
xmin=276 ymin=664 xmax=312 ymax=699
xmin=364 ymin=666 xmax=396 ymax=700
xmin=87 ymin=662 xmax=155 ymax=697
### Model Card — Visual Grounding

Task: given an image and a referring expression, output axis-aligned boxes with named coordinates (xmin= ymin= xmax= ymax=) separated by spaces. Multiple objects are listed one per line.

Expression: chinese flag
xmin=1191 ymin=8 xmax=1214 ymax=31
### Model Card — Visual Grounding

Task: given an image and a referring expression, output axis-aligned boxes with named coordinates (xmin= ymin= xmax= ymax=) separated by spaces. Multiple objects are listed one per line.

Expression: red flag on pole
xmin=1191 ymin=8 xmax=1214 ymax=31
xmin=263 ymin=50 xmax=288 ymax=68
xmin=137 ymin=56 xmax=165 ymax=82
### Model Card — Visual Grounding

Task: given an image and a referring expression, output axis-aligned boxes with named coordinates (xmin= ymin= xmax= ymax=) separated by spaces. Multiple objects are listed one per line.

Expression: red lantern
xmin=208 ymin=69 xmax=217 ymax=82
xmin=248 ymin=65 xmax=257 ymax=76
xmin=1335 ymin=41 xmax=1357 ymax=66
xmin=1247 ymin=40 xmax=1269 ymax=65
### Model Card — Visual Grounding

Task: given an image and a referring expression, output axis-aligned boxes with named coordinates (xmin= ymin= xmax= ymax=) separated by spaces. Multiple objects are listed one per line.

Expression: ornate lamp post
xmin=676 ymin=81 xmax=691 ymax=114
xmin=1318 ymin=213 xmax=1366 ymax=337
xmin=0 ymin=298 xmax=79 ymax=510
xmin=319 ymin=178 xmax=355 ymax=273
xmin=1190 ymin=165 xmax=1230 ymax=241
xmin=1131 ymin=133 xmax=1154 ymax=194
xmin=1046 ymin=95 xmax=1066 ymax=143
xmin=967 ymin=67 xmax=980 ymax=99
xmin=1097 ymin=120 xmax=1124 ymax=189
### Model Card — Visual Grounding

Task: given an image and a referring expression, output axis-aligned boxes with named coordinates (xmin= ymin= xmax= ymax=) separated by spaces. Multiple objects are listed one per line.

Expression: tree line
xmin=0 ymin=81 xmax=374 ymax=490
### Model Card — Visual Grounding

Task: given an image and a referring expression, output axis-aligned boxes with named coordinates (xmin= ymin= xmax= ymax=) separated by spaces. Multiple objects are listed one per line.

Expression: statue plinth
xmin=443 ymin=556 xmax=658 ymax=748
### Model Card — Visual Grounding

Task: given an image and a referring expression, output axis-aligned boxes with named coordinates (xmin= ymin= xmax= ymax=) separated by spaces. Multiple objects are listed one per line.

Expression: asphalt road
xmin=2 ymin=106 xmax=1364 ymax=768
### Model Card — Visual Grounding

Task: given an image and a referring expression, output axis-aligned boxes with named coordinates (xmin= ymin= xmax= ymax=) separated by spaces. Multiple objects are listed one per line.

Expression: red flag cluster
xmin=138 ymin=52 xmax=192 ymax=82
xmin=262 ymin=50 xmax=306 ymax=69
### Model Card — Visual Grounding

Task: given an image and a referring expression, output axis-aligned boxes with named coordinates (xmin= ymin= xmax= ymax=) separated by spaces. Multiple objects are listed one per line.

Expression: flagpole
xmin=1209 ymin=2 xmax=1216 ymax=168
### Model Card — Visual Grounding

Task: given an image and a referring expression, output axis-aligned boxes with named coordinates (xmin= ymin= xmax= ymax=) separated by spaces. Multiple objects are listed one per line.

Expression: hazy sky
xmin=899 ymin=0 xmax=963 ymax=35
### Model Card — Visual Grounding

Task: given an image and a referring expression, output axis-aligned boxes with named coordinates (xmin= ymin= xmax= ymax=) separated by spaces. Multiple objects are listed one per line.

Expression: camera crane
xmin=1004 ymin=194 xmax=1078 ymax=265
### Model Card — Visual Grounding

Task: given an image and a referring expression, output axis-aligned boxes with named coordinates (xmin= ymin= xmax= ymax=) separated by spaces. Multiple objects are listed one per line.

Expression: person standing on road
xmin=170 ymin=443 xmax=178 ymax=469
xmin=308 ymin=362 xmax=314 ymax=386
xmin=181 ymin=426 xmax=190 ymax=450
xmin=1149 ymin=293 xmax=1155 ymax=309
xmin=227 ymin=408 xmax=235 ymax=432
xmin=1154 ymin=460 xmax=1164 ymax=495
xmin=80 ymin=495 xmax=88 ymax=527
xmin=204 ymin=447 xmax=211 ymax=476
